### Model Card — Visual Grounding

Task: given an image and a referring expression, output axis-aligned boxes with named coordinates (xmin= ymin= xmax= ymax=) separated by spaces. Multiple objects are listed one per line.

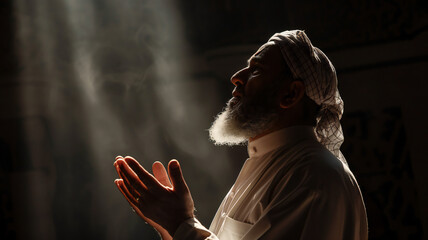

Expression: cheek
xmin=244 ymin=78 xmax=267 ymax=97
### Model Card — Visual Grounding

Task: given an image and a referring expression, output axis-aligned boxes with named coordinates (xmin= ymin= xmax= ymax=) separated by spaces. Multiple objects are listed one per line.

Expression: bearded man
xmin=113 ymin=30 xmax=368 ymax=240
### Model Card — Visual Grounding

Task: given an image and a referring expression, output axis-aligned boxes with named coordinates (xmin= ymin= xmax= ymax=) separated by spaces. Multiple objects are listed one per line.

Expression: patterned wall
xmin=343 ymin=108 xmax=423 ymax=239
xmin=178 ymin=0 xmax=428 ymax=51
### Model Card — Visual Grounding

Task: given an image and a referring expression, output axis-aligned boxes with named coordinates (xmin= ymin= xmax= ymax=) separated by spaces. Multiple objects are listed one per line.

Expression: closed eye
xmin=251 ymin=67 xmax=261 ymax=76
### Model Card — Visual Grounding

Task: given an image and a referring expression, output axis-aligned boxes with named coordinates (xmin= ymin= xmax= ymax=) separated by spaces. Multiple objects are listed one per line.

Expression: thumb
xmin=168 ymin=159 xmax=189 ymax=194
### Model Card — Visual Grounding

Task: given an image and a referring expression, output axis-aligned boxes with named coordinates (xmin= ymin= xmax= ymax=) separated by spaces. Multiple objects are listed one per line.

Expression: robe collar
xmin=247 ymin=125 xmax=317 ymax=158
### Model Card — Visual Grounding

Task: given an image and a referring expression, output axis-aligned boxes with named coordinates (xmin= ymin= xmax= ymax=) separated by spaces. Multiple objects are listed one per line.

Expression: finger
xmin=116 ymin=159 xmax=148 ymax=195
xmin=114 ymin=156 xmax=125 ymax=170
xmin=114 ymin=160 xmax=127 ymax=181
xmin=117 ymin=181 xmax=170 ymax=236
xmin=116 ymin=179 xmax=149 ymax=211
xmin=116 ymin=179 xmax=155 ymax=222
xmin=114 ymin=160 xmax=141 ymax=197
xmin=168 ymin=160 xmax=190 ymax=194
xmin=124 ymin=156 xmax=164 ymax=191
xmin=115 ymin=179 xmax=139 ymax=206
xmin=153 ymin=161 xmax=172 ymax=188
xmin=114 ymin=160 xmax=127 ymax=184
xmin=114 ymin=156 xmax=127 ymax=180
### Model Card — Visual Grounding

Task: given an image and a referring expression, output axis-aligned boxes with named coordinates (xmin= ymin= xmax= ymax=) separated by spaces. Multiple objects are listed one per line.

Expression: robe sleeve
xmin=173 ymin=218 xmax=218 ymax=240
xmin=174 ymin=153 xmax=367 ymax=240
xmin=254 ymin=157 xmax=367 ymax=240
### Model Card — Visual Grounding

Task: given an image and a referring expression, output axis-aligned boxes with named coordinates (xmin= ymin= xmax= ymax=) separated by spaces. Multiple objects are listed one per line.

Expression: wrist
xmin=167 ymin=215 xmax=195 ymax=237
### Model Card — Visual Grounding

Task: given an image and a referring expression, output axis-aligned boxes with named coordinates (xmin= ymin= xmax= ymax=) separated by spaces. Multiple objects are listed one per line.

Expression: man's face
xmin=228 ymin=43 xmax=289 ymax=121
xmin=230 ymin=43 xmax=287 ymax=105
xmin=209 ymin=43 xmax=289 ymax=145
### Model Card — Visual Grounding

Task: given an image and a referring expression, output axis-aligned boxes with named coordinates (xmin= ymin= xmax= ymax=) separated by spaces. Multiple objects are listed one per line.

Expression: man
xmin=113 ymin=30 xmax=368 ymax=239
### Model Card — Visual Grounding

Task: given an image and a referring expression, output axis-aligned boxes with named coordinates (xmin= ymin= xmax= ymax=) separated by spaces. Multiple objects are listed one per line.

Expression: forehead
xmin=248 ymin=43 xmax=286 ymax=70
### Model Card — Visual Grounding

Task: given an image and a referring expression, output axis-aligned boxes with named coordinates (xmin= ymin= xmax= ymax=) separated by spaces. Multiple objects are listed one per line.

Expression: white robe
xmin=174 ymin=126 xmax=368 ymax=240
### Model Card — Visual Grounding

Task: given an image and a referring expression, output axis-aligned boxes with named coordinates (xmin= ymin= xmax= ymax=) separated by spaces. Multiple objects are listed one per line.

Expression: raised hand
xmin=114 ymin=156 xmax=195 ymax=237
xmin=114 ymin=177 xmax=172 ymax=240
xmin=114 ymin=156 xmax=172 ymax=239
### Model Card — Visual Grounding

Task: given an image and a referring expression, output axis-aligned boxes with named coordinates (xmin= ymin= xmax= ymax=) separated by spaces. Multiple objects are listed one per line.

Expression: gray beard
xmin=208 ymin=94 xmax=279 ymax=146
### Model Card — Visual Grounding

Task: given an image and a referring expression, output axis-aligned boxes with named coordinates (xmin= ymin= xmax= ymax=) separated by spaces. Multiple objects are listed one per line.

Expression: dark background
xmin=1 ymin=0 xmax=427 ymax=239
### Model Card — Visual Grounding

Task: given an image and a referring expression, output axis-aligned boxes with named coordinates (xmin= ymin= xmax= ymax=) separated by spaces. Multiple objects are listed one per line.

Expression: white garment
xmin=174 ymin=126 xmax=368 ymax=240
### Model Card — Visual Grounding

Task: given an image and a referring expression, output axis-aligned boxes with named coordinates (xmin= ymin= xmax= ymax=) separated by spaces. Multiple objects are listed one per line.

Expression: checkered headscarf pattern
xmin=268 ymin=30 xmax=346 ymax=163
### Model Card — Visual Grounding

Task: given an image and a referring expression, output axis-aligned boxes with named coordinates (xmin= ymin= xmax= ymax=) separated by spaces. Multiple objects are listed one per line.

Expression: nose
xmin=230 ymin=68 xmax=247 ymax=86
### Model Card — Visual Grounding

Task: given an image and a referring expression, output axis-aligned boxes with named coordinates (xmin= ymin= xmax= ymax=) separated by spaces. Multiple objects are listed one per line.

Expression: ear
xmin=279 ymin=81 xmax=305 ymax=109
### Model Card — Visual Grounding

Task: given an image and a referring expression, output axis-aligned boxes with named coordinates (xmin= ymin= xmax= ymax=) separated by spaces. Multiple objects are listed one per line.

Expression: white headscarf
xmin=268 ymin=30 xmax=346 ymax=163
